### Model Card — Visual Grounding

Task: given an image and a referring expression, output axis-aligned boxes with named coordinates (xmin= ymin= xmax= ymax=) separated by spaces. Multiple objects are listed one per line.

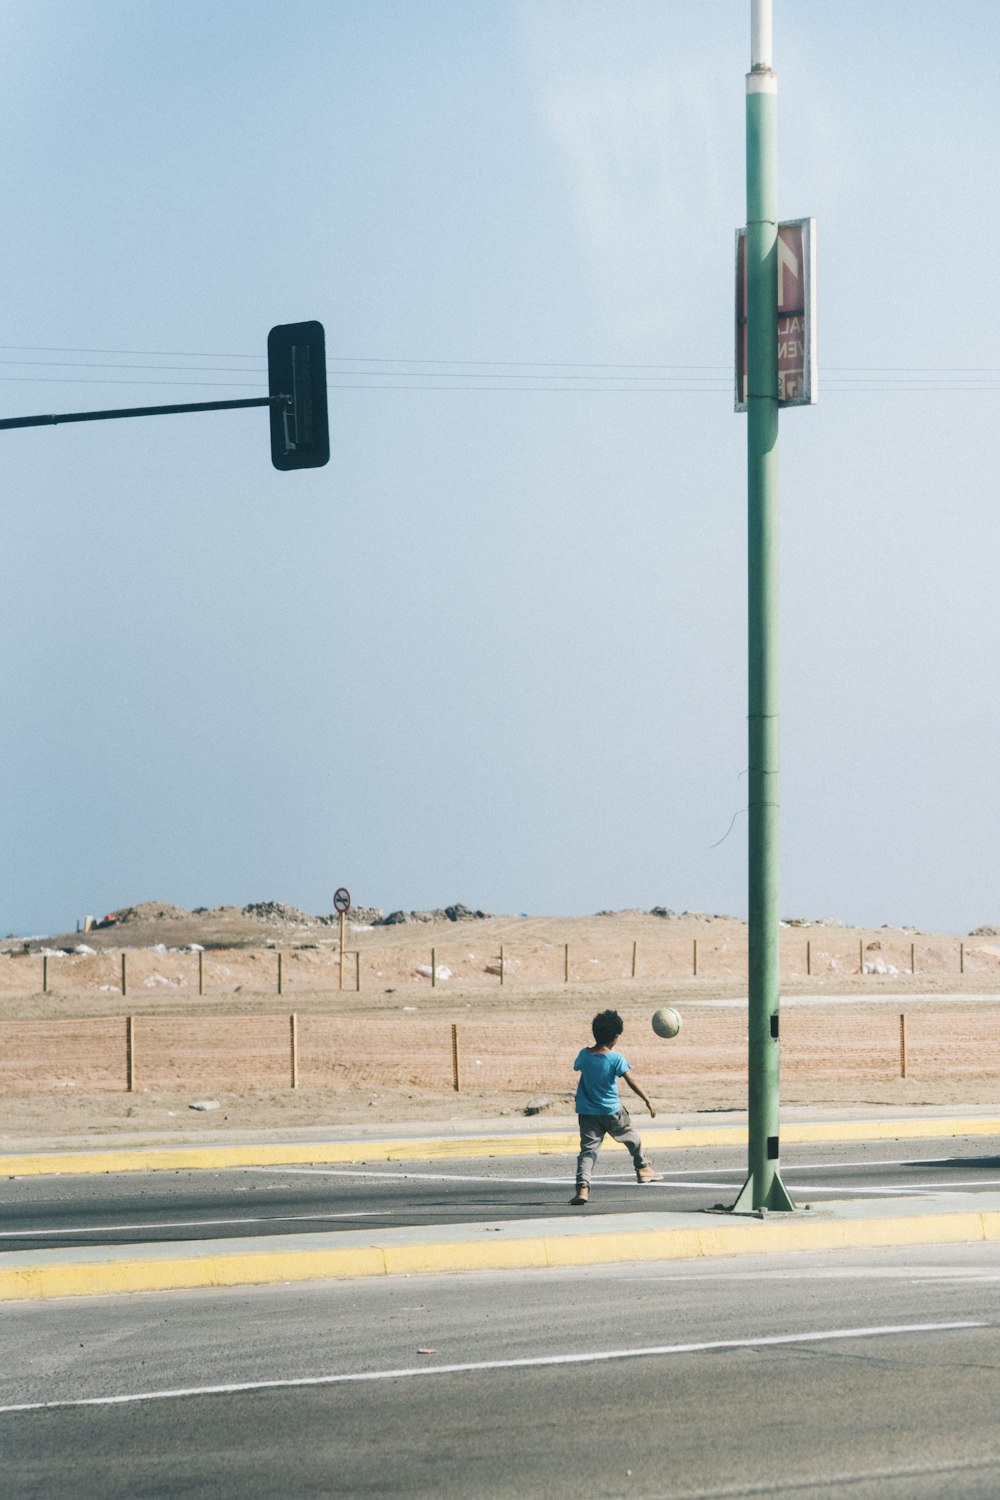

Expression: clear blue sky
xmin=2 ymin=1 xmax=998 ymax=936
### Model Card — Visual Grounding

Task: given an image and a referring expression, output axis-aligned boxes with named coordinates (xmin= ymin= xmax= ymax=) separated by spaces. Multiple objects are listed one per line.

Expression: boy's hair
xmin=591 ymin=1009 xmax=624 ymax=1047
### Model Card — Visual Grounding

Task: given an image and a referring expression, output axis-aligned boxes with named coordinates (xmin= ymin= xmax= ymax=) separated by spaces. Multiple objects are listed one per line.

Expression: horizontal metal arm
xmin=0 ymin=394 xmax=288 ymax=432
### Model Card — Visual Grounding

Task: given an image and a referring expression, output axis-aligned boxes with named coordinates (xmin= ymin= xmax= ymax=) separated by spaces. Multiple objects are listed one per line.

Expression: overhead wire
xmin=0 ymin=343 xmax=997 ymax=394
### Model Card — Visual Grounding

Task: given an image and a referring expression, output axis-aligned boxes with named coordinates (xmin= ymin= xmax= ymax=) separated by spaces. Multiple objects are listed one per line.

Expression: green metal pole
xmin=732 ymin=0 xmax=794 ymax=1214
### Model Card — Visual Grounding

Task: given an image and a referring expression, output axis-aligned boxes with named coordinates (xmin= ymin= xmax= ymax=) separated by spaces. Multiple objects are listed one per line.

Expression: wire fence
xmin=1 ymin=1006 xmax=997 ymax=1095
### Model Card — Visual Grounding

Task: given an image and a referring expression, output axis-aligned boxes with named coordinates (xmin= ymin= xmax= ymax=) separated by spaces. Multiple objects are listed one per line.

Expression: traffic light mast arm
xmin=0 ymin=394 xmax=288 ymax=432
xmin=0 ymin=321 xmax=329 ymax=470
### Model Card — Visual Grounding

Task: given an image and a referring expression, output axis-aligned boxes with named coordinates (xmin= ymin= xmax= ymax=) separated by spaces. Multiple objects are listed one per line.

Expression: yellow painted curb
xmin=0 ymin=1137 xmax=577 ymax=1178
xmin=4 ymin=1208 xmax=1000 ymax=1301
xmin=780 ymin=1118 xmax=1000 ymax=1145
xmin=0 ymin=1245 xmax=388 ymax=1301
xmin=1 ymin=1116 xmax=998 ymax=1179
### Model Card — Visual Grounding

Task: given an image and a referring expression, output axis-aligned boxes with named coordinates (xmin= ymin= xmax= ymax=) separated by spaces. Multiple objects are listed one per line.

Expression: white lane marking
xmin=0 ymin=1211 xmax=395 ymax=1239
xmin=909 ymin=1276 xmax=1000 ymax=1284
xmin=250 ymin=1151 xmax=1000 ymax=1182
xmin=650 ymin=1181 xmax=1000 ymax=1196
xmin=0 ymin=1322 xmax=982 ymax=1415
xmin=245 ymin=1165 xmax=756 ymax=1193
xmin=639 ymin=1180 xmax=999 ymax=1195
xmin=782 ymin=1156 xmax=1000 ymax=1173
xmin=243 ymin=1165 xmax=805 ymax=1189
xmin=640 ymin=1267 xmax=1000 ymax=1283
xmin=249 ymin=1165 xmax=684 ymax=1185
xmin=739 ymin=1181 xmax=1000 ymax=1196
xmin=246 ymin=1166 xmax=997 ymax=1196
xmin=703 ymin=1153 xmax=998 ymax=1175
xmin=249 ymin=1167 xmax=573 ymax=1186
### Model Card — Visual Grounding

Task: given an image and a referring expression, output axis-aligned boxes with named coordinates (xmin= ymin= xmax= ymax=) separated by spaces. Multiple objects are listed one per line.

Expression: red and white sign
xmin=333 ymin=887 xmax=351 ymax=914
xmin=735 ymin=216 xmax=816 ymax=410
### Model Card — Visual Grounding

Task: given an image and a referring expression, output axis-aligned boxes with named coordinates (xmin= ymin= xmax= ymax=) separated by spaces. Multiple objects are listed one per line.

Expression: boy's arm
xmin=623 ymin=1070 xmax=656 ymax=1118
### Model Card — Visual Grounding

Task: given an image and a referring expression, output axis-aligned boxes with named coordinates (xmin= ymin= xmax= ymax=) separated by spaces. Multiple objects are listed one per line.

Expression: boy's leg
xmin=575 ymin=1115 xmax=606 ymax=1188
xmin=607 ymin=1107 xmax=653 ymax=1173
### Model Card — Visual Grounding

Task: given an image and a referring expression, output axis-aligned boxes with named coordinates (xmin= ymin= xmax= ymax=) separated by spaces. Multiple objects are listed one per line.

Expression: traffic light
xmin=267 ymin=321 xmax=330 ymax=470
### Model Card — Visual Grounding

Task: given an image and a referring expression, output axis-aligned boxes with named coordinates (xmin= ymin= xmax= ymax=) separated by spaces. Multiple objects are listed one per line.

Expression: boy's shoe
xmin=569 ymin=1185 xmax=590 ymax=1205
xmin=636 ymin=1166 xmax=660 ymax=1184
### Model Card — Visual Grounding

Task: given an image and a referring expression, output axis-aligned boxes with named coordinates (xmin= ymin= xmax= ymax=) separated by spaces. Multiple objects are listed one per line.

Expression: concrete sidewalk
xmin=2 ymin=1109 xmax=1000 ymax=1300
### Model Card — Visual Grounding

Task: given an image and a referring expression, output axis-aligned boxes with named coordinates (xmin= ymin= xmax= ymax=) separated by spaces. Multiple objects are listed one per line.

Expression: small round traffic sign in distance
xmin=333 ymin=887 xmax=351 ymax=914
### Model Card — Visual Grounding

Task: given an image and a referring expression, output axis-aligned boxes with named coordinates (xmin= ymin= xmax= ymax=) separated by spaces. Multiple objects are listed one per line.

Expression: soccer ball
xmin=651 ymin=1006 xmax=682 ymax=1039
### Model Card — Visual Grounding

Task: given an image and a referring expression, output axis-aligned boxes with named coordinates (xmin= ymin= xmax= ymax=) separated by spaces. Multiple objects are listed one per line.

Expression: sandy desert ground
xmin=1 ymin=905 xmax=998 ymax=1144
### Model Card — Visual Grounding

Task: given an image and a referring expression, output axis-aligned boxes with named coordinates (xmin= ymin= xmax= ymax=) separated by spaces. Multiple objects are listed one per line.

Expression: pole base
xmin=728 ymin=1171 xmax=796 ymax=1214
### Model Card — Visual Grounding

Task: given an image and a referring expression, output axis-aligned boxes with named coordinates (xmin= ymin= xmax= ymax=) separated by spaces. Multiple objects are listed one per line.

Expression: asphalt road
xmin=3 ymin=1135 xmax=1000 ymax=1249
xmin=4 ymin=1241 xmax=1000 ymax=1498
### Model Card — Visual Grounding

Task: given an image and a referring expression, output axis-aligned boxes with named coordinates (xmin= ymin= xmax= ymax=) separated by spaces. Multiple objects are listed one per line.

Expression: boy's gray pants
xmin=575 ymin=1108 xmax=650 ymax=1186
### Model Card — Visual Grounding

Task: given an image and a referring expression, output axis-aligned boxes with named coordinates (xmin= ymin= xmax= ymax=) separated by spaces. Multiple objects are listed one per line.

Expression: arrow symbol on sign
xmin=777 ymin=234 xmax=800 ymax=309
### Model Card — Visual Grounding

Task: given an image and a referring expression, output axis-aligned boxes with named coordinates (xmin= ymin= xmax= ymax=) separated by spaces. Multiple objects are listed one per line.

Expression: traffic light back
xmin=267 ymin=321 xmax=330 ymax=470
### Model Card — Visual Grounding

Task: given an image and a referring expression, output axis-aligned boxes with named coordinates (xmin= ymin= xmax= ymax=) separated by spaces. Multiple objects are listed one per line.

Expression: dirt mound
xmin=241 ymin=902 xmax=316 ymax=927
xmin=7 ymin=897 xmax=502 ymax=955
xmin=375 ymin=904 xmax=493 ymax=925
xmin=96 ymin=902 xmax=191 ymax=927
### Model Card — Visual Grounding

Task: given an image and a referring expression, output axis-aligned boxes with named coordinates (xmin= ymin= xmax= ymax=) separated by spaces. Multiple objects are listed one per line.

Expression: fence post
xmin=42 ymin=954 xmax=48 ymax=993
xmin=126 ymin=1015 xmax=136 ymax=1092
xmin=806 ymin=939 xmax=811 ymax=977
xmin=290 ymin=1013 xmax=299 ymax=1089
xmin=499 ymin=945 xmax=505 ymax=986
xmin=451 ymin=1022 xmax=461 ymax=1092
xmin=859 ymin=939 xmax=864 ymax=974
xmin=960 ymin=942 xmax=965 ymax=975
xmin=277 ymin=951 xmax=283 ymax=995
xmin=899 ymin=1012 xmax=907 ymax=1078
xmin=198 ymin=949 xmax=204 ymax=995
xmin=356 ymin=950 xmax=361 ymax=992
xmin=564 ymin=943 xmax=569 ymax=983
xmin=631 ymin=940 xmax=637 ymax=979
xmin=693 ymin=939 xmax=698 ymax=977
xmin=431 ymin=947 xmax=437 ymax=988
xmin=121 ymin=952 xmax=128 ymax=997
xmin=910 ymin=942 xmax=916 ymax=975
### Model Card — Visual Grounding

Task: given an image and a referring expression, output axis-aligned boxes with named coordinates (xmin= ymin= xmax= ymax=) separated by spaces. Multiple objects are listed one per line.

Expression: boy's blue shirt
xmin=573 ymin=1047 xmax=630 ymax=1115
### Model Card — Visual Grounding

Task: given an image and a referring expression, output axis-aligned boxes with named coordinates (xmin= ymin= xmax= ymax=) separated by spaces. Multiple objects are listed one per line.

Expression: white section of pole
xmin=751 ymin=0 xmax=773 ymax=71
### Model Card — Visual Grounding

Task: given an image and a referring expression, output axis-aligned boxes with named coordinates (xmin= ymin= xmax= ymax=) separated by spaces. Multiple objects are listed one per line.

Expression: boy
xmin=570 ymin=1008 xmax=659 ymax=1205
